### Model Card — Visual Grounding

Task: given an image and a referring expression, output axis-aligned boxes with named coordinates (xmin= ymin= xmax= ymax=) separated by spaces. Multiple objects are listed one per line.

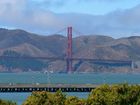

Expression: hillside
xmin=0 ymin=28 xmax=140 ymax=73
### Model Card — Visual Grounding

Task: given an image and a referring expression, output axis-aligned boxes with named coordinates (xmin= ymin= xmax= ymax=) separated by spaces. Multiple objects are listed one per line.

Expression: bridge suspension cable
xmin=50 ymin=27 xmax=67 ymax=36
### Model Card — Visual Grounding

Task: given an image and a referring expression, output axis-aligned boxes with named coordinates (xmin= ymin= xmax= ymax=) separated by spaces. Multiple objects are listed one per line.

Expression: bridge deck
xmin=0 ymin=56 xmax=132 ymax=63
xmin=0 ymin=84 xmax=98 ymax=92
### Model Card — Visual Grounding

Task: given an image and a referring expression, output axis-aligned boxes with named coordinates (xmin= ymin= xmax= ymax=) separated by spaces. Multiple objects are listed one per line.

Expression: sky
xmin=0 ymin=0 xmax=140 ymax=38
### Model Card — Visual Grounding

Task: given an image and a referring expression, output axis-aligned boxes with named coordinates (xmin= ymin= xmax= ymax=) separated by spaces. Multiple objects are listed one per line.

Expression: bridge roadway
xmin=0 ymin=83 xmax=97 ymax=92
xmin=0 ymin=56 xmax=132 ymax=65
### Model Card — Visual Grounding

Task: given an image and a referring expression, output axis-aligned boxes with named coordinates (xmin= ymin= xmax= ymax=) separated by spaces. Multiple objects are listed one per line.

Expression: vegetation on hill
xmin=0 ymin=50 xmax=47 ymax=72
xmin=23 ymin=84 xmax=140 ymax=105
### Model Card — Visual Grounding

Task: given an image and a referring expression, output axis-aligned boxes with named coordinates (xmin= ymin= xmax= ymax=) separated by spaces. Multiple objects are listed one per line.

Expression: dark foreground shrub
xmin=87 ymin=84 xmax=140 ymax=105
xmin=23 ymin=84 xmax=140 ymax=105
xmin=23 ymin=91 xmax=66 ymax=105
xmin=0 ymin=99 xmax=16 ymax=105
xmin=23 ymin=90 xmax=85 ymax=105
xmin=65 ymin=96 xmax=86 ymax=105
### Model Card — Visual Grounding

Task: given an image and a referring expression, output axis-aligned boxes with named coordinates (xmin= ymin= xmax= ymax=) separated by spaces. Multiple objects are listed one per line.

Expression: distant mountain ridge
xmin=0 ymin=28 xmax=140 ymax=73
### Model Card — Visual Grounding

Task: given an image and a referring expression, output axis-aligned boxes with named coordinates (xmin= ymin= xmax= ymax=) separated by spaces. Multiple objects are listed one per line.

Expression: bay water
xmin=0 ymin=73 xmax=140 ymax=104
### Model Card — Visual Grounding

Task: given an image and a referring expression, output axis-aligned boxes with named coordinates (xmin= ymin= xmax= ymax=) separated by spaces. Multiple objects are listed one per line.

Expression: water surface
xmin=0 ymin=73 xmax=140 ymax=104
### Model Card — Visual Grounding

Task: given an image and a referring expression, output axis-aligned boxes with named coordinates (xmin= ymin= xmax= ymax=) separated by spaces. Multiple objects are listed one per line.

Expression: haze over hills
xmin=0 ymin=28 xmax=140 ymax=73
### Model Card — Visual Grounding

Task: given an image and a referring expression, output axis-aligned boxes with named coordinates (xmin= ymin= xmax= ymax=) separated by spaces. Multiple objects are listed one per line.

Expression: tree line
xmin=3 ymin=84 xmax=140 ymax=105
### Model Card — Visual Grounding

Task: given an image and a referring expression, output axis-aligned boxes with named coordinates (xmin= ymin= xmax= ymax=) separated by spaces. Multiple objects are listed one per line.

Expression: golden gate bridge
xmin=0 ymin=27 xmax=133 ymax=92
xmin=0 ymin=26 xmax=133 ymax=73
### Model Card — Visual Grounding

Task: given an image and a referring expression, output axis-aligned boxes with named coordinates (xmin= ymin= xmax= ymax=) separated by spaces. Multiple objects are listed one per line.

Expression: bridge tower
xmin=67 ymin=27 xmax=73 ymax=73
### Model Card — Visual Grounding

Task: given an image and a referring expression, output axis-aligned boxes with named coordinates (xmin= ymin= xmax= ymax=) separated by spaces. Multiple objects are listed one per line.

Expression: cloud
xmin=0 ymin=0 xmax=64 ymax=32
xmin=50 ymin=4 xmax=140 ymax=37
xmin=100 ymin=5 xmax=140 ymax=36
xmin=79 ymin=0 xmax=122 ymax=2
xmin=29 ymin=0 xmax=122 ymax=9
xmin=30 ymin=0 xmax=67 ymax=8
xmin=0 ymin=0 xmax=140 ymax=38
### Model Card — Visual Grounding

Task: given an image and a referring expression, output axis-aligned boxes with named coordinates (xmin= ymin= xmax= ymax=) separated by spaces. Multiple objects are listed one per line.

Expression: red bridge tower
xmin=67 ymin=27 xmax=73 ymax=73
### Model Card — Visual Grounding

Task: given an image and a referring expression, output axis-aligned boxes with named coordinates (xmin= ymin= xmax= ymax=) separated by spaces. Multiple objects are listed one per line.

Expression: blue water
xmin=0 ymin=72 xmax=140 ymax=84
xmin=0 ymin=73 xmax=140 ymax=104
